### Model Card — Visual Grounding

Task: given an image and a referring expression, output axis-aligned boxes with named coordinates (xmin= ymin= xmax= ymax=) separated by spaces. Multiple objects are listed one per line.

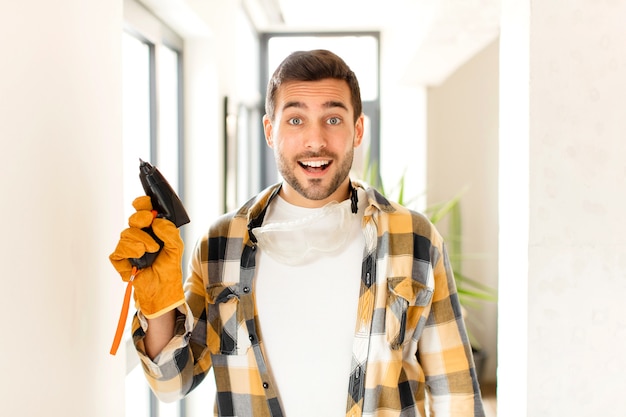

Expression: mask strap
xmin=349 ymin=181 xmax=359 ymax=214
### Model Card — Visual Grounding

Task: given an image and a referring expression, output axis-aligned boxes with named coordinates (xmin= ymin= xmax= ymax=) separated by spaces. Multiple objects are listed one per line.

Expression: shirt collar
xmin=243 ymin=179 xmax=397 ymax=243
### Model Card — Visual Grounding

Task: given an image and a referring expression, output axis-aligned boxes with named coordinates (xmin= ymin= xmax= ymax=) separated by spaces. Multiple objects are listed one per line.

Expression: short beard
xmin=275 ymin=147 xmax=354 ymax=201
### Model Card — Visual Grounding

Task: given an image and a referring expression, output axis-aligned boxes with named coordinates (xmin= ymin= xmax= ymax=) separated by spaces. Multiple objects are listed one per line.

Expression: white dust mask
xmin=252 ymin=197 xmax=356 ymax=266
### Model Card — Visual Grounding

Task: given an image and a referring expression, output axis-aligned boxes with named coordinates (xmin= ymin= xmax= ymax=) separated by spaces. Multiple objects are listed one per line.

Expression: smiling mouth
xmin=298 ymin=159 xmax=331 ymax=173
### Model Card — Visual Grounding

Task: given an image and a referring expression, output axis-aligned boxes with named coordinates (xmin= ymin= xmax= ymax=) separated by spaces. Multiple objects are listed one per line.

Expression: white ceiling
xmin=248 ymin=0 xmax=501 ymax=86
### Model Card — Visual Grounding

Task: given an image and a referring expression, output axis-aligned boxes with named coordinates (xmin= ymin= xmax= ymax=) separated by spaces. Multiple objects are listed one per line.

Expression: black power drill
xmin=129 ymin=159 xmax=190 ymax=269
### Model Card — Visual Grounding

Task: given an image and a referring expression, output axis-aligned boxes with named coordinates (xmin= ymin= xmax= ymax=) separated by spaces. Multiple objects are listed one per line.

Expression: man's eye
xmin=327 ymin=117 xmax=341 ymax=125
xmin=288 ymin=118 xmax=302 ymax=125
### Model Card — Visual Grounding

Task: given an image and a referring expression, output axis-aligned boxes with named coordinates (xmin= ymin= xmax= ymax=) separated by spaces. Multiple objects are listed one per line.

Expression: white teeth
xmin=302 ymin=160 xmax=329 ymax=168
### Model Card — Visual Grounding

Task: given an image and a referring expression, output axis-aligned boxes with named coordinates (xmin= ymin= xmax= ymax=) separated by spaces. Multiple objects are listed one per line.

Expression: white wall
xmin=378 ymin=32 xmax=429 ymax=209
xmin=182 ymin=0 xmax=261 ymax=238
xmin=426 ymin=39 xmax=500 ymax=384
xmin=0 ymin=1 xmax=126 ymax=415
xmin=499 ymin=1 xmax=626 ymax=416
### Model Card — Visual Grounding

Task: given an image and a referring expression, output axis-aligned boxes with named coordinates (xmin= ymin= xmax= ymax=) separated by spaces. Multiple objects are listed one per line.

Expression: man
xmin=110 ymin=49 xmax=485 ymax=417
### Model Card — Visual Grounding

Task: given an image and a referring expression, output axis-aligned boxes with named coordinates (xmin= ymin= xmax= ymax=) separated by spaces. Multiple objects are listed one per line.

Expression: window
xmin=122 ymin=1 xmax=185 ymax=416
xmin=122 ymin=32 xmax=151 ymax=217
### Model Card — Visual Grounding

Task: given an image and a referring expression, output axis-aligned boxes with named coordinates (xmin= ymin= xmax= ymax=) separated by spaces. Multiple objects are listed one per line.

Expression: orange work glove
xmin=109 ymin=196 xmax=186 ymax=319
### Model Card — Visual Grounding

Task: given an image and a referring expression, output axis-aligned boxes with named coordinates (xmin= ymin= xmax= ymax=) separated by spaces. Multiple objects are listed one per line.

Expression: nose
xmin=303 ymin=123 xmax=327 ymax=150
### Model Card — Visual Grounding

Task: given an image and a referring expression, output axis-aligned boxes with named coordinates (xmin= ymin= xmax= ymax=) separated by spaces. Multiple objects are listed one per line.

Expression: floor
xmin=481 ymin=383 xmax=497 ymax=417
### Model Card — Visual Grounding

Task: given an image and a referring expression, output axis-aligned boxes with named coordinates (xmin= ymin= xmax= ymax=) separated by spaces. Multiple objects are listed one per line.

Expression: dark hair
xmin=265 ymin=49 xmax=362 ymax=123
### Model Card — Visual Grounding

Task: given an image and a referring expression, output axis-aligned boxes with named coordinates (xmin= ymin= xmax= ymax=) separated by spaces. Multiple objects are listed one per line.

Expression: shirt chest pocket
xmin=386 ymin=276 xmax=433 ymax=349
xmin=206 ymin=283 xmax=252 ymax=355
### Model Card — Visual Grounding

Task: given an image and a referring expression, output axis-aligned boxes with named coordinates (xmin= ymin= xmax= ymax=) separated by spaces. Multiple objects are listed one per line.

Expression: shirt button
xmin=263 ymin=382 xmax=269 ymax=389
xmin=243 ymin=286 xmax=250 ymax=293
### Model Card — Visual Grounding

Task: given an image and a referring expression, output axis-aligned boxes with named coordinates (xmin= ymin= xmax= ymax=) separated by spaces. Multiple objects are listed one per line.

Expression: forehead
xmin=275 ymin=78 xmax=353 ymax=112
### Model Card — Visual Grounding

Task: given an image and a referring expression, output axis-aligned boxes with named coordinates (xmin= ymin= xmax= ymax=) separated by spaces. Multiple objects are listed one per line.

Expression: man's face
xmin=263 ymin=78 xmax=364 ymax=208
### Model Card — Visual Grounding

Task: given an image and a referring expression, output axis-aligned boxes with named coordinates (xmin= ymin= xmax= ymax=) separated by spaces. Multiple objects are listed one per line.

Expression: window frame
xmin=123 ymin=1 xmax=186 ymax=416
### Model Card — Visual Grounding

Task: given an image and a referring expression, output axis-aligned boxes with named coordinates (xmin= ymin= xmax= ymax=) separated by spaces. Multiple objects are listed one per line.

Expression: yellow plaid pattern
xmin=132 ymin=181 xmax=485 ymax=417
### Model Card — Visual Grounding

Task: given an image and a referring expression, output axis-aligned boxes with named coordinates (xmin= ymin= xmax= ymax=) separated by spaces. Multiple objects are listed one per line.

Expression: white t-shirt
xmin=254 ymin=191 xmax=365 ymax=416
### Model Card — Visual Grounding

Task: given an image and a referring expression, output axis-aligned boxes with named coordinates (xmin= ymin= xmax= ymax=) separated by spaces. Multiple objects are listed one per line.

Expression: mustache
xmin=295 ymin=151 xmax=336 ymax=160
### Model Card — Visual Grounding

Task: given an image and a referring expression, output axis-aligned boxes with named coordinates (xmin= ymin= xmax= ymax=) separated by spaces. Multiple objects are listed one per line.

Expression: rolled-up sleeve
xmin=131 ymin=235 xmax=213 ymax=403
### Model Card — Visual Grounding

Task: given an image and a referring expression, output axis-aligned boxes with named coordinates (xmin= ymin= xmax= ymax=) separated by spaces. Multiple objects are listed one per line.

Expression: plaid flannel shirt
xmin=132 ymin=181 xmax=485 ymax=417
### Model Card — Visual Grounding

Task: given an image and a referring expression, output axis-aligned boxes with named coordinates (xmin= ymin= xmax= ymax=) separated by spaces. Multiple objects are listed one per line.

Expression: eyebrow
xmin=282 ymin=100 xmax=349 ymax=112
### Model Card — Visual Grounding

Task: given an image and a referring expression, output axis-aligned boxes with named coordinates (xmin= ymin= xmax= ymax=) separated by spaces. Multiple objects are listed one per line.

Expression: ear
xmin=263 ymin=115 xmax=274 ymax=148
xmin=353 ymin=114 xmax=365 ymax=148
